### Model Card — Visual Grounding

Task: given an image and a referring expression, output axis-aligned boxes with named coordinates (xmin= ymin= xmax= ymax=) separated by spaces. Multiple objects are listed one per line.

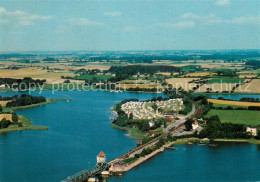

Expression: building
xmin=149 ymin=121 xmax=155 ymax=128
xmin=192 ymin=121 xmax=199 ymax=130
xmin=246 ymin=127 xmax=258 ymax=136
xmin=97 ymin=151 xmax=106 ymax=163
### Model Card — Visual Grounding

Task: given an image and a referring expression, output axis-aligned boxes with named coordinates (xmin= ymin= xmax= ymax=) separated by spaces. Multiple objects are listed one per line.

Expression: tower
xmin=97 ymin=151 xmax=106 ymax=164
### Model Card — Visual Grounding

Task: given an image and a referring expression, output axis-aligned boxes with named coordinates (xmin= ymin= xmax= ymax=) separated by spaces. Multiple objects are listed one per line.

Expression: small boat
xmin=188 ymin=142 xmax=193 ymax=145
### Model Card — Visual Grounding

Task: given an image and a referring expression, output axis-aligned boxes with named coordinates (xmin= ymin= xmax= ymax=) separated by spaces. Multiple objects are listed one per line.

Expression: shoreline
xmin=11 ymin=98 xmax=71 ymax=111
xmin=0 ymin=98 xmax=70 ymax=134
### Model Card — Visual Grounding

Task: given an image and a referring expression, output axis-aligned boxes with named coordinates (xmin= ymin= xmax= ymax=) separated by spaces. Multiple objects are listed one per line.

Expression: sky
xmin=0 ymin=0 xmax=259 ymax=52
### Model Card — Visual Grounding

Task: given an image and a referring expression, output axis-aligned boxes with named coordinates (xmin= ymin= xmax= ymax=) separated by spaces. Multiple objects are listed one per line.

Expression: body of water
xmin=208 ymin=94 xmax=260 ymax=100
xmin=0 ymin=91 xmax=259 ymax=181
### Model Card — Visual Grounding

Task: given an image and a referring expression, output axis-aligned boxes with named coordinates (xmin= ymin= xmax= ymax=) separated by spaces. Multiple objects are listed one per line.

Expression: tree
xmin=185 ymin=119 xmax=193 ymax=131
xmin=129 ymin=113 xmax=133 ymax=120
xmin=12 ymin=112 xmax=18 ymax=123
xmin=0 ymin=118 xmax=11 ymax=129
xmin=0 ymin=104 xmax=2 ymax=112
xmin=151 ymin=103 xmax=158 ymax=111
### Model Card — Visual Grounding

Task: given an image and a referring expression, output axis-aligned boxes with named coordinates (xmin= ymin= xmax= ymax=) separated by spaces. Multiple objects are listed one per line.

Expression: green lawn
xmin=207 ymin=109 xmax=260 ymax=126
xmin=74 ymin=74 xmax=113 ymax=81
xmin=208 ymin=78 xmax=244 ymax=84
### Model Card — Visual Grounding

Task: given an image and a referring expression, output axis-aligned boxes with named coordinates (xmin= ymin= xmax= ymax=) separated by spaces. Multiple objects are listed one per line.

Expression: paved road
xmin=164 ymin=103 xmax=196 ymax=133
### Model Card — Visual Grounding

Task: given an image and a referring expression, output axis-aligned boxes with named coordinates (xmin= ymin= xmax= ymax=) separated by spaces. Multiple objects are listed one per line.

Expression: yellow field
xmin=0 ymin=114 xmax=12 ymax=122
xmin=195 ymin=83 xmax=237 ymax=93
xmin=0 ymin=100 xmax=12 ymax=107
xmin=183 ymin=72 xmax=216 ymax=77
xmin=208 ymin=98 xmax=260 ymax=107
xmin=238 ymin=74 xmax=257 ymax=78
xmin=0 ymin=68 xmax=76 ymax=84
xmin=235 ymin=79 xmax=260 ymax=93
xmin=72 ymin=64 xmax=110 ymax=71
xmin=166 ymin=78 xmax=199 ymax=91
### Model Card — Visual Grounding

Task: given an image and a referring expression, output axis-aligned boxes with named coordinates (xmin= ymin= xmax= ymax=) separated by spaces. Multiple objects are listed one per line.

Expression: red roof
xmin=98 ymin=151 xmax=106 ymax=157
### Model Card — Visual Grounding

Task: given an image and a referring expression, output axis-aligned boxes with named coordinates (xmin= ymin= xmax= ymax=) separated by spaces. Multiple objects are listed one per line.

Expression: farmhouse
xmin=246 ymin=127 xmax=258 ymax=136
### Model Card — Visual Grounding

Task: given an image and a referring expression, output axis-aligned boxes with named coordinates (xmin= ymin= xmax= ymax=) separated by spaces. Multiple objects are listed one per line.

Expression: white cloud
xmin=160 ymin=21 xmax=195 ymax=28
xmin=104 ymin=11 xmax=122 ymax=17
xmin=0 ymin=7 xmax=51 ymax=25
xmin=181 ymin=12 xmax=260 ymax=25
xmin=224 ymin=15 xmax=260 ymax=24
xmin=67 ymin=18 xmax=103 ymax=26
xmin=214 ymin=0 xmax=230 ymax=6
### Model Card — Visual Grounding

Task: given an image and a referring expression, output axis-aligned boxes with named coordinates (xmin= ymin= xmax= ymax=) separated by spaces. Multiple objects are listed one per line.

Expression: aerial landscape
xmin=0 ymin=0 xmax=260 ymax=182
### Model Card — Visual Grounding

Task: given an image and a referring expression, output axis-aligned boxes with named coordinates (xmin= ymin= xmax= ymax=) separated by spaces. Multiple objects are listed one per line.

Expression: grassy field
xmin=206 ymin=109 xmax=260 ymax=126
xmin=110 ymin=124 xmax=148 ymax=139
xmin=208 ymin=78 xmax=244 ymax=84
xmin=0 ymin=115 xmax=48 ymax=134
xmin=74 ymin=74 xmax=113 ymax=81
xmin=208 ymin=98 xmax=260 ymax=107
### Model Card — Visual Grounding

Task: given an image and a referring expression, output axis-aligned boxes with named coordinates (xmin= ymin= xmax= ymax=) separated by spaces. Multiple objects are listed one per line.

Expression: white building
xmin=149 ymin=121 xmax=155 ymax=128
xmin=97 ymin=151 xmax=106 ymax=163
xmin=192 ymin=121 xmax=199 ymax=130
xmin=246 ymin=127 xmax=258 ymax=136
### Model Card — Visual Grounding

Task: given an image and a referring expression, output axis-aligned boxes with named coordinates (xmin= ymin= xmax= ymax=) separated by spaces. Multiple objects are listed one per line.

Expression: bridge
xmin=61 ymin=96 xmax=201 ymax=181
xmin=61 ymin=163 xmax=110 ymax=182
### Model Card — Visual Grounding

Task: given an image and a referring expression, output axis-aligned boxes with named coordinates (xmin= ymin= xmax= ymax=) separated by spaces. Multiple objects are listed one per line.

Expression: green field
xmin=207 ymin=78 xmax=244 ymax=84
xmin=213 ymin=104 xmax=247 ymax=109
xmin=74 ymin=74 xmax=113 ymax=81
xmin=0 ymin=115 xmax=48 ymax=134
xmin=207 ymin=109 xmax=260 ymax=126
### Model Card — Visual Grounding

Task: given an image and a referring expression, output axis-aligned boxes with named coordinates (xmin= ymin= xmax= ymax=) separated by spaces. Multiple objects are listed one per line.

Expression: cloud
xmin=181 ymin=12 xmax=260 ymax=25
xmin=214 ymin=0 xmax=230 ymax=6
xmin=67 ymin=18 xmax=104 ymax=26
xmin=160 ymin=21 xmax=195 ymax=28
xmin=0 ymin=7 xmax=51 ymax=25
xmin=104 ymin=11 xmax=122 ymax=17
xmin=223 ymin=15 xmax=260 ymax=24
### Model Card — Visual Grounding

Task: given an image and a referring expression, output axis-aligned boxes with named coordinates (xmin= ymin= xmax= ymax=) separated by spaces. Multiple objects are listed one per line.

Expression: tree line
xmin=6 ymin=94 xmax=46 ymax=107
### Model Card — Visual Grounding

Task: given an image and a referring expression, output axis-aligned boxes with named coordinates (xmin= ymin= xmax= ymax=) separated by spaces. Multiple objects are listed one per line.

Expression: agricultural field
xmin=208 ymin=99 xmax=260 ymax=107
xmin=207 ymin=78 xmax=245 ymax=84
xmin=0 ymin=67 xmax=76 ymax=84
xmin=182 ymin=72 xmax=216 ymax=77
xmin=206 ymin=109 xmax=260 ymax=126
xmin=0 ymin=114 xmax=12 ymax=121
xmin=165 ymin=78 xmax=199 ymax=91
xmin=74 ymin=74 xmax=113 ymax=81
xmin=0 ymin=100 xmax=12 ymax=107
xmin=195 ymin=83 xmax=237 ymax=93
xmin=235 ymin=79 xmax=260 ymax=93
